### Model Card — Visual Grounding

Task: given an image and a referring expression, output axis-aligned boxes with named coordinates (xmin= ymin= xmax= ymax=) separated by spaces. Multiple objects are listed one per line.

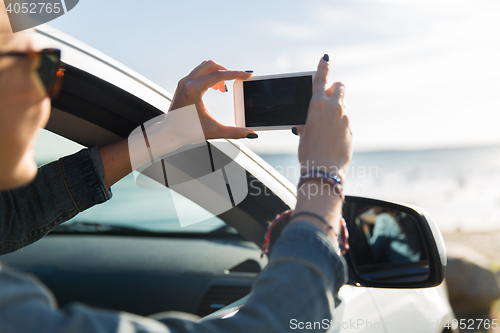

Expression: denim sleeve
xmin=0 ymin=221 xmax=347 ymax=333
xmin=197 ymin=221 xmax=348 ymax=332
xmin=0 ymin=147 xmax=111 ymax=255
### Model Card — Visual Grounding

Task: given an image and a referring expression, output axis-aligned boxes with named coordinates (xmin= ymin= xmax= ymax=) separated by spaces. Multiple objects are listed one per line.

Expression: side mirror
xmin=343 ymin=196 xmax=446 ymax=289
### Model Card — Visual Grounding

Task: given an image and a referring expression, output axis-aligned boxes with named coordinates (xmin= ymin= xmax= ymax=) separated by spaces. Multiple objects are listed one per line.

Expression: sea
xmin=260 ymin=145 xmax=500 ymax=233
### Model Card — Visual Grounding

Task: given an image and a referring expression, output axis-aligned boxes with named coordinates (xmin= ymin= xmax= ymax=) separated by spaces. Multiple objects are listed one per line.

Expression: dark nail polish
xmin=225 ymin=84 xmax=228 ymax=92
xmin=291 ymin=127 xmax=298 ymax=136
xmin=245 ymin=70 xmax=253 ymax=73
xmin=323 ymin=54 xmax=329 ymax=62
xmin=246 ymin=133 xmax=258 ymax=139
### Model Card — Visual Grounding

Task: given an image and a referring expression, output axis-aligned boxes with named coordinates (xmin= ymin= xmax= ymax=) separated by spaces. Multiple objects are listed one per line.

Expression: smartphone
xmin=234 ymin=71 xmax=315 ymax=130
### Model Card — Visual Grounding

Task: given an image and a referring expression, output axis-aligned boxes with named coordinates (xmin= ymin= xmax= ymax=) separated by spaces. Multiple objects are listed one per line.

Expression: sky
xmin=43 ymin=0 xmax=500 ymax=154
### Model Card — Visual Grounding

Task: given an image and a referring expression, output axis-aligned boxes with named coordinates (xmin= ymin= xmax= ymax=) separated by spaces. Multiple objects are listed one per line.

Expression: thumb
xmin=214 ymin=125 xmax=257 ymax=140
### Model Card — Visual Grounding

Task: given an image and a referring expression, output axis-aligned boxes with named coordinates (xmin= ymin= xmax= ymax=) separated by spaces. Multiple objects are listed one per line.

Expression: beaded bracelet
xmin=337 ymin=216 xmax=349 ymax=254
xmin=298 ymin=168 xmax=344 ymax=200
xmin=261 ymin=210 xmax=292 ymax=258
xmin=261 ymin=210 xmax=349 ymax=258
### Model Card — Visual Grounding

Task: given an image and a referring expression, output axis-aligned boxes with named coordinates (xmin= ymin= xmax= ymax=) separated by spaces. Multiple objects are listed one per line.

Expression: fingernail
xmin=246 ymin=133 xmax=258 ymax=139
xmin=323 ymin=54 xmax=329 ymax=62
xmin=225 ymin=84 xmax=228 ymax=92
xmin=291 ymin=127 xmax=298 ymax=136
xmin=245 ymin=70 xmax=253 ymax=73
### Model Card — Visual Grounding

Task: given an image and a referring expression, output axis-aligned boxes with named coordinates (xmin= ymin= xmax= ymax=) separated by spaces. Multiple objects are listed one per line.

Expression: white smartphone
xmin=233 ymin=71 xmax=315 ymax=130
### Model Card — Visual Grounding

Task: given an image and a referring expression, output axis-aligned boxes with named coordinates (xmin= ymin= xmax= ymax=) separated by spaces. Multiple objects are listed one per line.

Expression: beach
xmin=443 ymin=230 xmax=500 ymax=267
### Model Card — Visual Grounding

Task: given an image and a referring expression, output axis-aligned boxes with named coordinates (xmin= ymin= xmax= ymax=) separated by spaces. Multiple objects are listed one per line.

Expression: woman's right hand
xmin=168 ymin=60 xmax=255 ymax=140
xmin=296 ymin=55 xmax=352 ymax=180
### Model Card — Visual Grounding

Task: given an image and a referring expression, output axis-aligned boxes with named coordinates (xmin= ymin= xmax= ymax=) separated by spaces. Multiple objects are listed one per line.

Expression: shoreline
xmin=443 ymin=230 xmax=500 ymax=264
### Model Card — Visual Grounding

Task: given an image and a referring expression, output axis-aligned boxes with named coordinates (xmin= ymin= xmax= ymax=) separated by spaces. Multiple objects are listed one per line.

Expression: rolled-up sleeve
xmin=0 ymin=147 xmax=112 ymax=255
xmin=149 ymin=222 xmax=348 ymax=332
xmin=196 ymin=221 xmax=348 ymax=332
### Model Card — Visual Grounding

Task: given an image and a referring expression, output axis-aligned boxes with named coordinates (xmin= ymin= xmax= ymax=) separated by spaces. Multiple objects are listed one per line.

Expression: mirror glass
xmin=348 ymin=205 xmax=430 ymax=283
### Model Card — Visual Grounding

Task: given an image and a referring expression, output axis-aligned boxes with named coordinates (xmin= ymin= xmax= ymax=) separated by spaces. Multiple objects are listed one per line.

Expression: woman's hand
xmin=295 ymin=56 xmax=352 ymax=180
xmin=169 ymin=60 xmax=256 ymax=140
xmin=291 ymin=55 xmax=352 ymax=236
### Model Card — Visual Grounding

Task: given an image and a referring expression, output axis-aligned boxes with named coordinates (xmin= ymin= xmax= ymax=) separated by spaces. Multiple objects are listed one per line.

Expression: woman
xmin=0 ymin=8 xmax=353 ymax=333
xmin=364 ymin=208 xmax=422 ymax=263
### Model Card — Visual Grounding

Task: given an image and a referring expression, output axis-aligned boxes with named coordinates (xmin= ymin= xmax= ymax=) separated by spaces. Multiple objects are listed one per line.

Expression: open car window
xmin=35 ymin=129 xmax=227 ymax=234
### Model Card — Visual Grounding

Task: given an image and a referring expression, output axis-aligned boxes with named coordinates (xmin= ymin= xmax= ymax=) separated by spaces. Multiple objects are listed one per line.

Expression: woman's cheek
xmin=0 ymin=82 xmax=49 ymax=189
xmin=18 ymin=79 xmax=51 ymax=137
xmin=38 ymin=97 xmax=51 ymax=128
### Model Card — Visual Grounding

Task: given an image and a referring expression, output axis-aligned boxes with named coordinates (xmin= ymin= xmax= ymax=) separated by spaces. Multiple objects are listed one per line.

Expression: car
xmin=0 ymin=26 xmax=457 ymax=333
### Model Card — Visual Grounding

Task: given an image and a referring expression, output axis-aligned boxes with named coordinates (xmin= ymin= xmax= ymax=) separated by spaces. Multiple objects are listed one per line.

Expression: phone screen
xmin=243 ymin=75 xmax=313 ymax=127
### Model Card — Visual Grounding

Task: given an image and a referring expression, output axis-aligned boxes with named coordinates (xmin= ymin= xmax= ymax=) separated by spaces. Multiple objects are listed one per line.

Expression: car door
xmin=368 ymin=286 xmax=453 ymax=333
xmin=334 ymin=286 xmax=386 ymax=333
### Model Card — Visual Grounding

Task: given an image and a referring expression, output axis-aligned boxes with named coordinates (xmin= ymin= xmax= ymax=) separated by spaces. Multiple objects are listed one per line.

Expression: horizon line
xmin=254 ymin=141 xmax=500 ymax=155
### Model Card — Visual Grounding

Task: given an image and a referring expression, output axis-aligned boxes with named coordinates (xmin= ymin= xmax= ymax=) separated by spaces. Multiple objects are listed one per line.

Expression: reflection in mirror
xmin=348 ymin=204 xmax=429 ymax=283
xmin=360 ymin=207 xmax=422 ymax=264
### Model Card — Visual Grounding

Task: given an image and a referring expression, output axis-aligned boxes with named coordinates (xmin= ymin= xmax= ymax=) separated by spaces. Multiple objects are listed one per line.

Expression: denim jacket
xmin=0 ymin=148 xmax=347 ymax=333
xmin=0 ymin=147 xmax=111 ymax=255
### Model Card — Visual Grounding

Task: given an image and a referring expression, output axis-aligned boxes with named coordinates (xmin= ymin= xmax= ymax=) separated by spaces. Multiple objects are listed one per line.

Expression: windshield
xmin=35 ymin=130 xmax=227 ymax=234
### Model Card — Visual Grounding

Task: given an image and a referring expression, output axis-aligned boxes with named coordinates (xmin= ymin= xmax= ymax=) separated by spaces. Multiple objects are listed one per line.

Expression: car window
xmin=35 ymin=129 xmax=226 ymax=234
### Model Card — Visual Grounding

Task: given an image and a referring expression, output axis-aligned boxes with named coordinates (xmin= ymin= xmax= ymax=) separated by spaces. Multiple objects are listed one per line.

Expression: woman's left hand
xmin=169 ymin=60 xmax=255 ymax=140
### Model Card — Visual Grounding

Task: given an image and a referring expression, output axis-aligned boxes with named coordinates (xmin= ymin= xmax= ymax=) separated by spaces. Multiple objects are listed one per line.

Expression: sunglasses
xmin=0 ymin=48 xmax=64 ymax=99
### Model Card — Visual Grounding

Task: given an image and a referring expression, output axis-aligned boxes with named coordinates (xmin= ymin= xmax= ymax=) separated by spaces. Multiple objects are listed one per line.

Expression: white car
xmin=1 ymin=26 xmax=456 ymax=333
